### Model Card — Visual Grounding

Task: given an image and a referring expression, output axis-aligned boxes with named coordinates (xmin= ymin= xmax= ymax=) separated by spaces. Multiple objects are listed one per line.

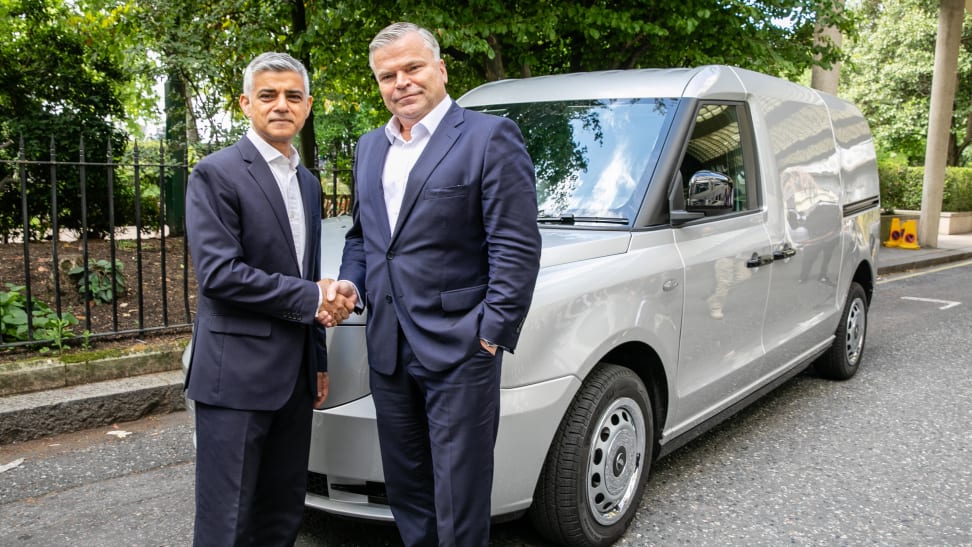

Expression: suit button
xmin=385 ymin=295 xmax=393 ymax=303
xmin=386 ymin=251 xmax=395 ymax=260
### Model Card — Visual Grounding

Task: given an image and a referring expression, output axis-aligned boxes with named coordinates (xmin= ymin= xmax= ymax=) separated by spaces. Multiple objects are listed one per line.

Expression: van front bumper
xmin=304 ymin=374 xmax=581 ymax=521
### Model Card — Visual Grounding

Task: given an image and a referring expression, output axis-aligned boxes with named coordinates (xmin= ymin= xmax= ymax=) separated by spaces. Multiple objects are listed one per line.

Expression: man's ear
xmin=239 ymin=94 xmax=251 ymax=118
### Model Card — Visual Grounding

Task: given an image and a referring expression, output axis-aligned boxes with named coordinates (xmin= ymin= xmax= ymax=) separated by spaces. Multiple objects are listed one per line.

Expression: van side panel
xmin=735 ymin=69 xmax=846 ymax=375
xmin=820 ymin=94 xmax=881 ymax=292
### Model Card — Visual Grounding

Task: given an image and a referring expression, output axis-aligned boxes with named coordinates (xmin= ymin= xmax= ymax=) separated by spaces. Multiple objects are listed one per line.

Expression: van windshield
xmin=470 ymin=98 xmax=676 ymax=225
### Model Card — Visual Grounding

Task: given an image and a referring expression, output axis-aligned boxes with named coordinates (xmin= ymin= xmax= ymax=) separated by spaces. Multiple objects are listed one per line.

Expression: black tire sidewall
xmin=574 ymin=366 xmax=654 ymax=545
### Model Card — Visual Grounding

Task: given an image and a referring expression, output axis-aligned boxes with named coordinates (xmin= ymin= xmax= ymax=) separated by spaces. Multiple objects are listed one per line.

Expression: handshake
xmin=315 ymin=279 xmax=358 ymax=328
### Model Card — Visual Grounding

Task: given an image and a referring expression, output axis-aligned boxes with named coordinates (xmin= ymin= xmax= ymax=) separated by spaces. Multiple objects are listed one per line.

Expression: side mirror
xmin=686 ymin=170 xmax=734 ymax=211
xmin=669 ymin=171 xmax=704 ymax=226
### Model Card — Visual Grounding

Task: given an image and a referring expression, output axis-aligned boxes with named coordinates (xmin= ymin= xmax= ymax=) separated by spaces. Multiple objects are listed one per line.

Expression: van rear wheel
xmin=815 ymin=281 xmax=868 ymax=380
xmin=529 ymin=364 xmax=653 ymax=547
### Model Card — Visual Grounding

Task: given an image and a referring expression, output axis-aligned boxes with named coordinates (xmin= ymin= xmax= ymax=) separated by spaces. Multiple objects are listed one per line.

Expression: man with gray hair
xmin=327 ymin=22 xmax=542 ymax=546
xmin=185 ymin=51 xmax=354 ymax=545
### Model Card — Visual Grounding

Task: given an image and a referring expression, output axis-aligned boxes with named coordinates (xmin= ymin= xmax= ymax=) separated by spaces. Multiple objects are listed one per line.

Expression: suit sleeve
xmin=185 ymin=157 xmax=320 ymax=324
xmin=478 ymin=117 xmax=542 ymax=351
xmin=302 ymin=167 xmax=328 ymax=373
xmin=338 ymin=145 xmax=368 ymax=308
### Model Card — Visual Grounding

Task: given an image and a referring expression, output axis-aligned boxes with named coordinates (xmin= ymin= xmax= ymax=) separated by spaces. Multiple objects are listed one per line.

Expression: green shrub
xmin=879 ymin=162 xmax=972 ymax=212
xmin=1 ymin=283 xmax=78 ymax=347
xmin=68 ymin=259 xmax=127 ymax=304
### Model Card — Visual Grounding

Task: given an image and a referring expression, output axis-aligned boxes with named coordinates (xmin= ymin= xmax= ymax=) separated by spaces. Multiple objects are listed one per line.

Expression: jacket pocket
xmin=206 ymin=315 xmax=272 ymax=337
xmin=440 ymin=284 xmax=487 ymax=312
xmin=424 ymin=184 xmax=469 ymax=200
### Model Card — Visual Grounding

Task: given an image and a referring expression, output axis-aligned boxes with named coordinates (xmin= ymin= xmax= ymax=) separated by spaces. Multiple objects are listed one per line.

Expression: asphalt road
xmin=1 ymin=260 xmax=970 ymax=546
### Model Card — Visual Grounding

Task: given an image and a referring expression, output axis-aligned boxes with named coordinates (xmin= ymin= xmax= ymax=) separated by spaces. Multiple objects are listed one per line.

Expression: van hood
xmin=537 ymin=229 xmax=631 ymax=268
xmin=321 ymin=216 xmax=631 ymax=279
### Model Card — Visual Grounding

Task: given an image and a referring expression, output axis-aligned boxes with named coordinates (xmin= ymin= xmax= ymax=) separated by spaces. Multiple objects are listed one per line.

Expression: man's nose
xmin=273 ymin=94 xmax=290 ymax=110
xmin=395 ymin=72 xmax=410 ymax=88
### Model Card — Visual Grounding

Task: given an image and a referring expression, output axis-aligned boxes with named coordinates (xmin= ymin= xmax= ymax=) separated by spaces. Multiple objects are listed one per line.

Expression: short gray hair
xmin=369 ymin=22 xmax=440 ymax=71
xmin=242 ymin=52 xmax=310 ymax=97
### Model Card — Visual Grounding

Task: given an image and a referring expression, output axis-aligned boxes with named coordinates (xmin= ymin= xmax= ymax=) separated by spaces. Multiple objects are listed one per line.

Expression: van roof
xmin=458 ymin=66 xmax=734 ymax=106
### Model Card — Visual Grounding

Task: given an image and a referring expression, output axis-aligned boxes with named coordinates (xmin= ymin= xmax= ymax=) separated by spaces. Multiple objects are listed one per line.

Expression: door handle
xmin=773 ymin=244 xmax=797 ymax=261
xmin=746 ymin=252 xmax=774 ymax=268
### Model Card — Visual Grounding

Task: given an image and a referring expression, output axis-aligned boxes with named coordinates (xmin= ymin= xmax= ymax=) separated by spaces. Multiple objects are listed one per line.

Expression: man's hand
xmin=314 ymin=372 xmax=329 ymax=409
xmin=480 ymin=338 xmax=498 ymax=356
xmin=316 ymin=279 xmax=357 ymax=327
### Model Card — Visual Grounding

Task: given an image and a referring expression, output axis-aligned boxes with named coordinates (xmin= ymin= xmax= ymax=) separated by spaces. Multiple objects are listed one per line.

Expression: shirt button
xmin=385 ymin=295 xmax=393 ymax=304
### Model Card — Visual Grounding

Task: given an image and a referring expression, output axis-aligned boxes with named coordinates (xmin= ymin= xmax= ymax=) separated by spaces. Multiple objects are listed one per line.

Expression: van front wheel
xmin=816 ymin=281 xmax=868 ymax=380
xmin=529 ymin=364 xmax=653 ymax=547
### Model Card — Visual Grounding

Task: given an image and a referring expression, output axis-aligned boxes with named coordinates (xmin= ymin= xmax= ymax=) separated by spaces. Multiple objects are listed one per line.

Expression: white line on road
xmin=900 ymin=296 xmax=962 ymax=310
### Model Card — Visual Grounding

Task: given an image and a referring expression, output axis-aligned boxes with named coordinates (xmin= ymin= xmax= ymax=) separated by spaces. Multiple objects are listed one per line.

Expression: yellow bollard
xmin=899 ymin=219 xmax=920 ymax=250
xmin=883 ymin=217 xmax=902 ymax=247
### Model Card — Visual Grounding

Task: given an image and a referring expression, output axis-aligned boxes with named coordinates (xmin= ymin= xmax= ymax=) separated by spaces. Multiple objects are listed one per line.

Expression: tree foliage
xmin=842 ymin=0 xmax=972 ymax=166
xmin=0 ymin=0 xmax=130 ymax=239
xmin=3 ymin=0 xmax=856 ymax=179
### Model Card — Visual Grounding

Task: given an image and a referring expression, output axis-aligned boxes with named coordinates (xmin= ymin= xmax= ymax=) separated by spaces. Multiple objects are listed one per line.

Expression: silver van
xmin=192 ymin=65 xmax=881 ymax=546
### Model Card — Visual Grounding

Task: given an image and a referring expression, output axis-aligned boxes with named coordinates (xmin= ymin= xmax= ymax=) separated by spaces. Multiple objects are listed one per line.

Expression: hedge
xmin=879 ymin=163 xmax=972 ymax=212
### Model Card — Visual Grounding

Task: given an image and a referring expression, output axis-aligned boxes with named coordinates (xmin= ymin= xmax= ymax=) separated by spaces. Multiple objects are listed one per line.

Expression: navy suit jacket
xmin=339 ymin=103 xmax=542 ymax=373
xmin=185 ymin=136 xmax=326 ymax=411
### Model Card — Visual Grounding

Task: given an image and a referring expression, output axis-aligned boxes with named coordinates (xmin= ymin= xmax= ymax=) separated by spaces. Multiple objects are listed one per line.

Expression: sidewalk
xmin=877 ymin=232 xmax=972 ymax=274
xmin=3 ymin=234 xmax=972 ymax=445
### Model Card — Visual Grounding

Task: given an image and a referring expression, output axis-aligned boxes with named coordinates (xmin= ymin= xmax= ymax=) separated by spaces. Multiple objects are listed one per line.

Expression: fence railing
xmin=0 ymin=136 xmax=352 ymax=352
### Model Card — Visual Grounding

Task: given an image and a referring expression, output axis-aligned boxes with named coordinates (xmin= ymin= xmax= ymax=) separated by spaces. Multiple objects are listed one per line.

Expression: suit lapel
xmin=298 ymin=167 xmax=318 ymax=279
xmin=390 ymin=104 xmax=463 ymax=244
xmin=238 ymin=137 xmax=301 ymax=273
xmin=360 ymin=134 xmax=393 ymax=246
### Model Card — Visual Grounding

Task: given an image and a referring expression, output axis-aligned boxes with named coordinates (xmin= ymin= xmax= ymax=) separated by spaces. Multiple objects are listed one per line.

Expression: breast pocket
xmin=424 ymin=184 xmax=469 ymax=200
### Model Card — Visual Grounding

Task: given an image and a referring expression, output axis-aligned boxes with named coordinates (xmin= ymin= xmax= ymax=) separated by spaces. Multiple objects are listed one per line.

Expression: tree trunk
xmin=291 ymin=0 xmax=317 ymax=173
xmin=485 ymin=35 xmax=505 ymax=81
xmin=919 ymin=0 xmax=965 ymax=248
xmin=810 ymin=1 xmax=843 ymax=95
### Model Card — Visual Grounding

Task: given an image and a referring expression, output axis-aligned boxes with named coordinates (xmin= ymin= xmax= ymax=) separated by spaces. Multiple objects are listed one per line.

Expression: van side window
xmin=680 ymin=103 xmax=755 ymax=216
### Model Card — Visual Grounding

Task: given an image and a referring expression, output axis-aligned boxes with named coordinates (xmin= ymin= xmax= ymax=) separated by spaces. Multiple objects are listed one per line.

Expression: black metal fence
xmin=0 ymin=136 xmax=352 ymax=351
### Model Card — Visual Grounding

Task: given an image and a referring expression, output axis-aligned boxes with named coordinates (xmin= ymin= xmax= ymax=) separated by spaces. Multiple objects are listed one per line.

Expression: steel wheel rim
xmin=845 ymin=297 xmax=866 ymax=365
xmin=586 ymin=396 xmax=646 ymax=526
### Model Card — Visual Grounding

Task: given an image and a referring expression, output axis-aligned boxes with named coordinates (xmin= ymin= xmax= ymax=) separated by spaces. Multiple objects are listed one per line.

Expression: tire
xmin=815 ymin=281 xmax=868 ymax=380
xmin=529 ymin=364 xmax=653 ymax=547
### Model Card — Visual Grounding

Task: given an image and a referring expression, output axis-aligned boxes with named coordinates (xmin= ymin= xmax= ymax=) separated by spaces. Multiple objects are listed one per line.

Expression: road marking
xmin=900 ymin=296 xmax=962 ymax=310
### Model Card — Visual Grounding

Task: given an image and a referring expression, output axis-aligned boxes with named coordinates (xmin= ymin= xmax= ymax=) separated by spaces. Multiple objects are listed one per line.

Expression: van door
xmin=668 ymin=103 xmax=772 ymax=434
xmin=757 ymin=98 xmax=844 ymax=376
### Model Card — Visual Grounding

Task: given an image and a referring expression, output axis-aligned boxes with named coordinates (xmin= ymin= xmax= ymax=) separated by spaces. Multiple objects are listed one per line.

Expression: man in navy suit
xmin=328 ymin=22 xmax=542 ymax=547
xmin=185 ymin=52 xmax=354 ymax=546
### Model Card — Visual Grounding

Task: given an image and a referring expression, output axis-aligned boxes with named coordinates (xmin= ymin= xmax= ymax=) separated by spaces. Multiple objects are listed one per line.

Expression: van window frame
xmin=671 ymin=100 xmax=762 ymax=225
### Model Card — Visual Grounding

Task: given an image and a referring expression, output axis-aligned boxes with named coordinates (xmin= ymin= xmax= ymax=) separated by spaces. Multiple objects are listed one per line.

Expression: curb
xmin=876 ymin=251 xmax=972 ymax=275
xmin=0 ymin=370 xmax=185 ymax=444
xmin=0 ymin=344 xmax=187 ymax=398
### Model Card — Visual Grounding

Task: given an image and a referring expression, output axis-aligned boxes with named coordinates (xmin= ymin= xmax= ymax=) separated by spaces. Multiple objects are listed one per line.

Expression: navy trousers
xmin=370 ymin=335 xmax=502 ymax=547
xmin=192 ymin=361 xmax=313 ymax=547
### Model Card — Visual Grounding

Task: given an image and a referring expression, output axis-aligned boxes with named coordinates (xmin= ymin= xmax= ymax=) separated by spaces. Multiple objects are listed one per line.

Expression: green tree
xmin=304 ymin=0 xmax=854 ymax=165
xmin=0 ymin=0 xmax=131 ymax=240
xmin=842 ymin=0 xmax=972 ymax=166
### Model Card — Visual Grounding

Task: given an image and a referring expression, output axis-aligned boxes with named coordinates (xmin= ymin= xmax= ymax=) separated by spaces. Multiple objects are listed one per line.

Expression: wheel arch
xmin=600 ymin=341 xmax=669 ymax=458
xmin=851 ymin=259 xmax=875 ymax=306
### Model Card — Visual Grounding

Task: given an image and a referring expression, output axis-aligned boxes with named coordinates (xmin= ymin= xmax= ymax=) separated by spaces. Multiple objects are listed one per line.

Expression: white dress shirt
xmin=247 ymin=128 xmax=306 ymax=277
xmin=381 ymin=96 xmax=453 ymax=233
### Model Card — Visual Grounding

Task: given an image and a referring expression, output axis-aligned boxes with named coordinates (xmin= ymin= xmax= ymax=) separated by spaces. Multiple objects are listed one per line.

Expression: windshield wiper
xmin=537 ymin=214 xmax=629 ymax=225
